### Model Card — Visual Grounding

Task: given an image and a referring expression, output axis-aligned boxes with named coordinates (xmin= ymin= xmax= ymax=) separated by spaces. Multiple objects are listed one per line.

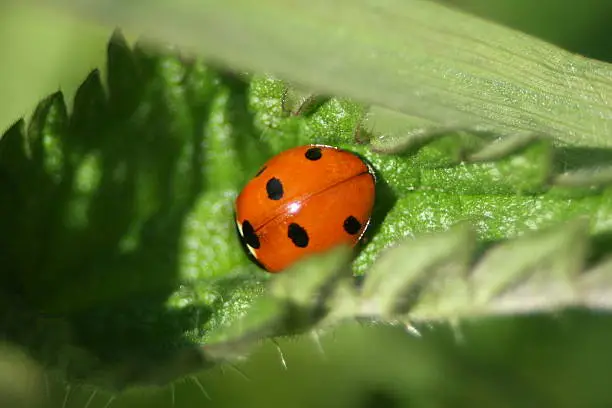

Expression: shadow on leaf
xmin=0 ymin=33 xmax=222 ymax=385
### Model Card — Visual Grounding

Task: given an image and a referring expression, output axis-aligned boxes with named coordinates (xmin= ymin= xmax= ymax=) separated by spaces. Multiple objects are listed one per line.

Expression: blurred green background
xmin=2 ymin=1 xmax=612 ymax=407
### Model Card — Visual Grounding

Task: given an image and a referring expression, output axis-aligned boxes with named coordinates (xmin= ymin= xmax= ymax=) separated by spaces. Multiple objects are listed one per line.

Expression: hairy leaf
xmin=28 ymin=0 xmax=612 ymax=148
xmin=1 ymin=33 xmax=612 ymax=405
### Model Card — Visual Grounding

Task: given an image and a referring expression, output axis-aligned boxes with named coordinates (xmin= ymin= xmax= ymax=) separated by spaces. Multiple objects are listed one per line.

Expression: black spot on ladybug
xmin=255 ymin=166 xmax=267 ymax=177
xmin=343 ymin=216 xmax=362 ymax=235
xmin=241 ymin=220 xmax=261 ymax=249
xmin=266 ymin=177 xmax=284 ymax=200
xmin=305 ymin=147 xmax=322 ymax=161
xmin=288 ymin=223 xmax=309 ymax=248
xmin=235 ymin=219 xmax=267 ymax=270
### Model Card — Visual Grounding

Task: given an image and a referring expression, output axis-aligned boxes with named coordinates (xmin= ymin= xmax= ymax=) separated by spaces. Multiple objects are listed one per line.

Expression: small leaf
xmin=107 ymin=31 xmax=142 ymax=120
xmin=203 ymin=247 xmax=352 ymax=359
xmin=554 ymin=167 xmax=612 ymax=188
xmin=269 ymin=246 xmax=353 ymax=307
xmin=0 ymin=120 xmax=28 ymax=176
xmin=420 ymin=135 xmax=553 ymax=195
xmin=579 ymin=257 xmax=612 ymax=310
xmin=470 ymin=219 xmax=589 ymax=313
xmin=26 ymin=92 xmax=68 ymax=183
xmin=248 ymin=75 xmax=287 ymax=130
xmin=361 ymin=224 xmax=475 ymax=319
xmin=467 ymin=133 xmax=546 ymax=162
xmin=69 ymin=69 xmax=108 ymax=146
xmin=203 ymin=296 xmax=285 ymax=358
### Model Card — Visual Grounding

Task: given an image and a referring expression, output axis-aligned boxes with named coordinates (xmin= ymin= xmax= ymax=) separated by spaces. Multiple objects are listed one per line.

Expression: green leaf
xmin=38 ymin=0 xmax=612 ymax=148
xmin=580 ymin=257 xmax=612 ymax=310
xmin=3 ymin=31 xmax=612 ymax=402
xmin=469 ymin=219 xmax=587 ymax=313
xmin=203 ymin=246 xmax=352 ymax=356
xmin=353 ymin=218 xmax=612 ymax=325
xmin=360 ymin=224 xmax=475 ymax=320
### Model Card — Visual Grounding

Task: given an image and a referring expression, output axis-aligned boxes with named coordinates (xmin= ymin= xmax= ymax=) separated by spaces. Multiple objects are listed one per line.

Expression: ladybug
xmin=235 ymin=144 xmax=376 ymax=273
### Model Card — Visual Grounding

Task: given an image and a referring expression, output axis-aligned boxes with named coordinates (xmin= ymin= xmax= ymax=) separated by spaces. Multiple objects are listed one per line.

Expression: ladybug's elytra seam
xmin=254 ymin=169 xmax=374 ymax=234
xmin=235 ymin=144 xmax=377 ymax=273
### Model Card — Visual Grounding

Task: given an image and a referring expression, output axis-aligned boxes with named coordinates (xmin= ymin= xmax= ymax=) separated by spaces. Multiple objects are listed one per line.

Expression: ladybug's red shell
xmin=235 ymin=144 xmax=376 ymax=273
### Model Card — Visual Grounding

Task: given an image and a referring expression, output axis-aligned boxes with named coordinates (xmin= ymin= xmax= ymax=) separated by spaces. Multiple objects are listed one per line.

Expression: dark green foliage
xmin=2 ymin=32 xmax=612 ymax=395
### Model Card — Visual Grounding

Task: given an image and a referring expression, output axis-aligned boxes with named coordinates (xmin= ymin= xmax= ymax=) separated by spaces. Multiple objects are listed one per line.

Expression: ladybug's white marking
xmin=236 ymin=220 xmax=243 ymax=236
xmin=237 ymin=219 xmax=258 ymax=256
